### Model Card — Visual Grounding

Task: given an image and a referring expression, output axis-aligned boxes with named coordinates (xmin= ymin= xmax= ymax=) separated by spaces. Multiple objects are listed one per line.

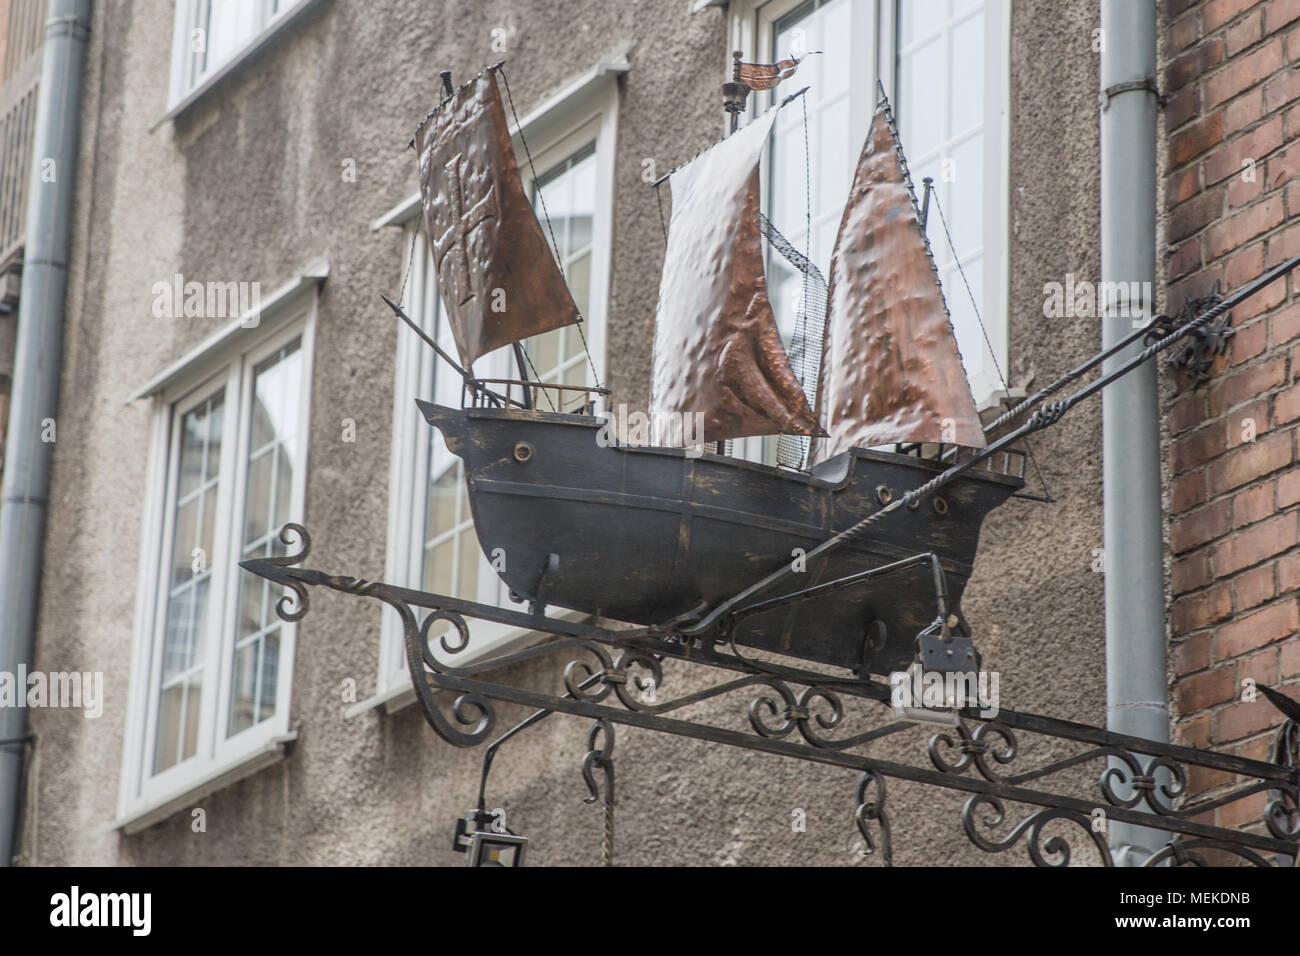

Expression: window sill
xmin=975 ymin=384 xmax=1025 ymax=415
xmin=150 ymin=0 xmax=331 ymax=133
xmin=108 ymin=732 xmax=297 ymax=835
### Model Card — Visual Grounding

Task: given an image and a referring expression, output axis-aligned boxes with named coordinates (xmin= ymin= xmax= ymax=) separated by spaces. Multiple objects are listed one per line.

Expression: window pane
xmin=530 ymin=329 xmax=560 ymax=377
xmin=424 ymin=536 xmax=456 ymax=598
xmin=771 ymin=0 xmax=853 ymax=275
xmin=528 ymin=144 xmax=597 ymax=387
xmin=947 ymin=255 xmax=984 ymax=378
xmin=899 ymin=0 xmax=950 ymax=48
xmin=199 ymin=0 xmax=270 ymax=81
xmin=950 ymin=11 xmax=984 ymax=136
xmin=897 ymin=0 xmax=989 ymax=388
xmin=227 ymin=339 xmax=302 ymax=738
xmin=898 ymin=35 xmax=944 ymax=160
xmin=566 ymin=253 xmax=591 ymax=325
xmin=949 ymin=134 xmax=983 ymax=256
xmin=765 ymin=0 xmax=854 ymax=468
xmin=426 ymin=465 xmax=459 ymax=541
xmin=228 ymin=638 xmax=259 ymax=736
xmin=153 ymin=389 xmax=224 ymax=775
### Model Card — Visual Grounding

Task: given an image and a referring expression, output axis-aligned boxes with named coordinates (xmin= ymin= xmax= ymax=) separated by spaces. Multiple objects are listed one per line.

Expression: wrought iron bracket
xmin=1145 ymin=283 xmax=1232 ymax=390
xmin=242 ymin=524 xmax=1300 ymax=867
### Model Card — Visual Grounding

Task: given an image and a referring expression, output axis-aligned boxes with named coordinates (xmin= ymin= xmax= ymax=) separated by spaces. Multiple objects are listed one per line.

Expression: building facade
xmin=0 ymin=0 xmax=1291 ymax=866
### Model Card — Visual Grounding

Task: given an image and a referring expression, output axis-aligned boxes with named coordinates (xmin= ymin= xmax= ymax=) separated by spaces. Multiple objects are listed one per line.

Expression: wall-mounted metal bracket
xmin=1100 ymin=76 xmax=1165 ymax=110
xmin=242 ymin=524 xmax=1300 ymax=867
xmin=1145 ymin=283 xmax=1231 ymax=390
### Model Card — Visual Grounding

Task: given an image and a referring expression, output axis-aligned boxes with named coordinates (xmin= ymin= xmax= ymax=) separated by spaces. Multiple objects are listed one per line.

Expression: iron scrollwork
xmin=929 ymin=720 xmax=1017 ymax=781
xmin=1141 ymin=839 xmax=1276 ymax=868
xmin=962 ymin=795 xmax=1113 ymax=868
xmin=240 ymin=524 xmax=1300 ymax=867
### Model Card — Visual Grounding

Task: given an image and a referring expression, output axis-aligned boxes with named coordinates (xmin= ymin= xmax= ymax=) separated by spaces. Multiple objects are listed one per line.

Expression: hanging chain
xmin=581 ymin=718 xmax=616 ymax=866
xmin=602 ymin=801 xmax=615 ymax=867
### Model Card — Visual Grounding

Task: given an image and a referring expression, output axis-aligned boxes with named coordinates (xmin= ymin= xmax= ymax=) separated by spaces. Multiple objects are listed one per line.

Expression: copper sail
xmin=651 ymin=106 xmax=823 ymax=445
xmin=414 ymin=69 xmax=580 ymax=368
xmin=811 ymin=105 xmax=987 ymax=461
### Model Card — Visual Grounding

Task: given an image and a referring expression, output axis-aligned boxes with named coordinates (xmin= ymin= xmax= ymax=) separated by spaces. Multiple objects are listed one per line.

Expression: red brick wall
xmin=1164 ymin=0 xmax=1300 ymax=827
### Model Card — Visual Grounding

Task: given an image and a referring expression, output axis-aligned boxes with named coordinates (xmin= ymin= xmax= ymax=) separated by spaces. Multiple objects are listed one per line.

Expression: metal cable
xmin=498 ymin=64 xmax=603 ymax=391
xmin=397 ymin=225 xmax=418 ymax=309
xmin=930 ymin=189 xmax=1052 ymax=501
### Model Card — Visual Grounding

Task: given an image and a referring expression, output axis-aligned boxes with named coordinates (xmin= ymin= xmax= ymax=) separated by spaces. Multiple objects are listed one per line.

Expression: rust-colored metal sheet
xmin=651 ymin=107 xmax=823 ymax=445
xmin=811 ymin=106 xmax=986 ymax=462
xmin=737 ymin=57 xmax=800 ymax=91
xmin=414 ymin=69 xmax=579 ymax=368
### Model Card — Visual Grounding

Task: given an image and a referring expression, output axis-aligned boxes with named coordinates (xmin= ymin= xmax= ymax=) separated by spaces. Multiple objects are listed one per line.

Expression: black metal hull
xmin=419 ymin=403 xmax=1022 ymax=675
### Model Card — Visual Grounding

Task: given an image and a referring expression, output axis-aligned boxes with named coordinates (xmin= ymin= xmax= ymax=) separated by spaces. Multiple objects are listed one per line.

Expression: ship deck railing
xmin=463 ymin=378 xmax=610 ymax=416
xmin=893 ymin=441 xmax=1028 ymax=482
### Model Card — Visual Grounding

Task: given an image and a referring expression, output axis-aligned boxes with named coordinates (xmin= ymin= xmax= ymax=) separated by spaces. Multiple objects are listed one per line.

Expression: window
xmin=731 ymin=0 xmax=1009 ymax=413
xmin=526 ymin=143 xmax=599 ymax=406
xmin=377 ymin=68 xmax=619 ymax=701
xmin=120 ymin=288 xmax=317 ymax=824
xmin=167 ymin=0 xmax=308 ymax=107
xmin=895 ymin=0 xmax=1005 ymax=399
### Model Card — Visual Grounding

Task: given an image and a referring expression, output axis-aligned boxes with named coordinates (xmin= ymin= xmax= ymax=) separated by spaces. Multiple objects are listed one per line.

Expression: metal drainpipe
xmin=0 ymin=0 xmax=92 ymax=866
xmin=1099 ymin=0 xmax=1169 ymax=865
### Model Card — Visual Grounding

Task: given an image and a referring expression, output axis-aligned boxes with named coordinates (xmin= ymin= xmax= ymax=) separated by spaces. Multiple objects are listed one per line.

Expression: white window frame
xmin=164 ymin=0 xmax=321 ymax=115
xmin=371 ymin=62 xmax=621 ymax=706
xmin=725 ymin=0 xmax=1010 ymax=410
xmin=887 ymin=0 xmax=1010 ymax=408
xmin=117 ymin=272 xmax=321 ymax=830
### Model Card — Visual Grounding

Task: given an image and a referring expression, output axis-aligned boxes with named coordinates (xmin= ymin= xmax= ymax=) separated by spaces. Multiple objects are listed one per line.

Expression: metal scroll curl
xmin=929 ymin=721 xmax=1018 ymax=781
xmin=400 ymin=601 xmax=495 ymax=747
xmin=1099 ymin=752 xmax=1187 ymax=815
xmin=263 ymin=523 xmax=313 ymax=621
xmin=1141 ymin=839 xmax=1275 ymax=868
xmin=609 ymin=651 xmax=664 ymax=712
xmin=962 ymin=795 xmax=1113 ymax=868
xmin=238 ymin=524 xmax=1300 ymax=865
xmin=1265 ymin=785 xmax=1300 ymax=841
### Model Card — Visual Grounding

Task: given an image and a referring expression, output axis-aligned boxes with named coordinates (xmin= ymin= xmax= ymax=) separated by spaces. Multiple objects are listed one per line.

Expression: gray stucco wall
xmin=20 ymin=0 xmax=1109 ymax=866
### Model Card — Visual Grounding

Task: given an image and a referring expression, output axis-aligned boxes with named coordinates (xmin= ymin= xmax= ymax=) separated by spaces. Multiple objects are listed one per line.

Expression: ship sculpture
xmin=392 ymin=61 xmax=1034 ymax=677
